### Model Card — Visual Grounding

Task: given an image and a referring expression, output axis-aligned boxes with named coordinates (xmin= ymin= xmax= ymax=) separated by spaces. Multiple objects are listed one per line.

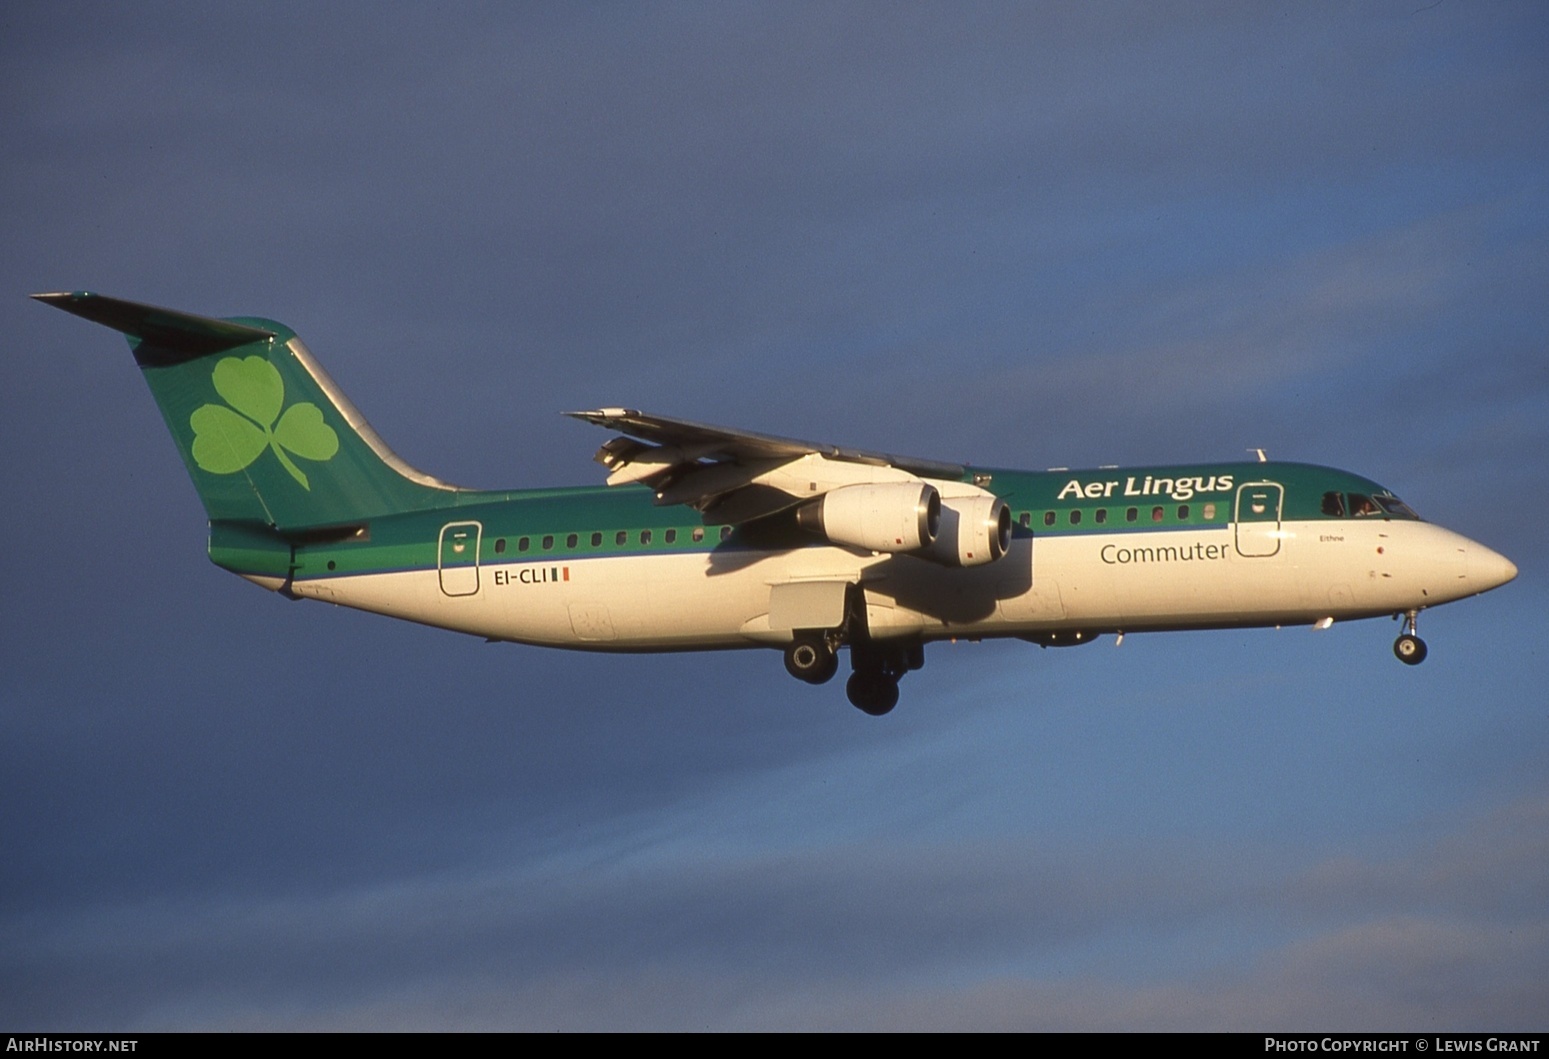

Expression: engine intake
xmin=929 ymin=494 xmax=1011 ymax=567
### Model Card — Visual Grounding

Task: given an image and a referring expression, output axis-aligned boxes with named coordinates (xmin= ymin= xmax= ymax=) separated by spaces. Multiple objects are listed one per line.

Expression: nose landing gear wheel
xmin=1394 ymin=633 xmax=1427 ymax=665
xmin=1393 ymin=609 xmax=1427 ymax=665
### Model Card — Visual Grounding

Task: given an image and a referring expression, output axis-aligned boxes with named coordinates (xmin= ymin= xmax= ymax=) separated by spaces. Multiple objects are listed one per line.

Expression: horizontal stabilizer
xmin=32 ymin=291 xmax=276 ymax=362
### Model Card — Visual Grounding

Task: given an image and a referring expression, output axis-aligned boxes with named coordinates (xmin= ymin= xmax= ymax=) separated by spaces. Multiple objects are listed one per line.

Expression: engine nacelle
xmin=796 ymin=482 xmax=941 ymax=553
xmin=928 ymin=494 xmax=1012 ymax=567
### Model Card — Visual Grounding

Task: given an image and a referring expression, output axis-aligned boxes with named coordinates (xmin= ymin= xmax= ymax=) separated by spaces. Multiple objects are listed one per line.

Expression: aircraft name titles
xmin=1057 ymin=474 xmax=1235 ymax=503
xmin=1101 ymin=541 xmax=1229 ymax=565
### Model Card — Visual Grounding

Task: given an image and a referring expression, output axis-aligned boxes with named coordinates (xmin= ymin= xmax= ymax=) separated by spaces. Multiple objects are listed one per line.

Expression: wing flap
xmin=568 ymin=408 xmax=967 ymax=524
xmin=567 ymin=409 xmax=965 ymax=480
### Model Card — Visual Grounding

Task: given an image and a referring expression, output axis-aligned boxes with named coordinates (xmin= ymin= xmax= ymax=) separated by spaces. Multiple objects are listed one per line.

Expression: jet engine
xmin=928 ymin=494 xmax=1012 ymax=567
xmin=796 ymin=482 xmax=941 ymax=553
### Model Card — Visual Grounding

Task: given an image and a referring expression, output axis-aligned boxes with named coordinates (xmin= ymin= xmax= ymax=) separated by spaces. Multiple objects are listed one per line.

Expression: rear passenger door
xmin=438 ymin=521 xmax=482 ymax=596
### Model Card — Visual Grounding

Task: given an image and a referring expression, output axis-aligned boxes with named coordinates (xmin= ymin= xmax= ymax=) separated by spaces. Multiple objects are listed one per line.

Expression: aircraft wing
xmin=565 ymin=408 xmax=967 ymax=524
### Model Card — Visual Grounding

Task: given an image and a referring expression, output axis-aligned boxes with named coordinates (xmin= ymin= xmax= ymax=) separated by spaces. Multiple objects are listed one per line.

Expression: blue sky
xmin=3 ymin=2 xmax=1546 ymax=1030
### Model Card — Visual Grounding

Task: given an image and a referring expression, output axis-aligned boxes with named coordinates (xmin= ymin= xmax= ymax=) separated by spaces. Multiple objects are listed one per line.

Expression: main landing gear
xmin=1393 ymin=609 xmax=1428 ymax=666
xmin=844 ymin=643 xmax=924 ymax=717
xmin=846 ymin=671 xmax=899 ymax=717
xmin=781 ymin=585 xmax=923 ymax=715
xmin=781 ymin=633 xmax=923 ymax=716
xmin=784 ymin=634 xmax=840 ymax=685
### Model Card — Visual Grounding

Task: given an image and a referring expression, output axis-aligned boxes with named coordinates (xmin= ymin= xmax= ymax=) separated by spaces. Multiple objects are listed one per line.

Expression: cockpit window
xmin=1323 ymin=489 xmax=1420 ymax=520
xmin=1374 ymin=495 xmax=1420 ymax=520
xmin=1348 ymin=493 xmax=1381 ymax=517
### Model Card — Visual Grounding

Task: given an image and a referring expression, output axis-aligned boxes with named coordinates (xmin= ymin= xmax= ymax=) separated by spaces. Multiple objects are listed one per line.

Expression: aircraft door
xmin=438 ymin=521 xmax=483 ymax=596
xmin=1234 ymin=482 xmax=1283 ymax=557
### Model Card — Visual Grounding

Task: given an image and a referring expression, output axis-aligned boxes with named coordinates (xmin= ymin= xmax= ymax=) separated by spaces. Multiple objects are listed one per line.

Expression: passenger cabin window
xmin=692 ymin=527 xmax=705 ymax=543
xmin=665 ymin=528 xmax=677 ymax=544
xmin=616 ymin=530 xmax=627 ymax=546
xmin=518 ymin=537 xmax=530 ymax=552
xmin=566 ymin=533 xmax=578 ymax=548
xmin=1203 ymin=503 xmax=1216 ymax=520
xmin=1070 ymin=509 xmax=1081 ymax=525
xmin=1044 ymin=511 xmax=1056 ymax=527
xmin=1095 ymin=509 xmax=1107 ymax=524
xmin=494 ymin=538 xmax=506 ymax=554
xmin=1126 ymin=508 xmax=1137 ymax=523
xmin=591 ymin=532 xmax=602 ymax=547
xmin=542 ymin=535 xmax=554 ymax=550
xmin=640 ymin=529 xmax=652 ymax=545
xmin=1151 ymin=506 xmax=1164 ymax=523
xmin=720 ymin=526 xmax=732 ymax=541
xmin=1178 ymin=505 xmax=1189 ymax=520
xmin=1020 ymin=512 xmax=1031 ymax=528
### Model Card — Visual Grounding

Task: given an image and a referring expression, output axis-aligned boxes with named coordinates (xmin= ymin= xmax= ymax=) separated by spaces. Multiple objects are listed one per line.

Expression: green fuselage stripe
xmin=209 ymin=460 xmax=1415 ymax=582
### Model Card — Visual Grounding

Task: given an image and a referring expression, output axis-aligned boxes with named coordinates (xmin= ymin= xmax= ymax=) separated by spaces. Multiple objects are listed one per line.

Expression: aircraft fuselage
xmin=234 ymin=462 xmax=1515 ymax=654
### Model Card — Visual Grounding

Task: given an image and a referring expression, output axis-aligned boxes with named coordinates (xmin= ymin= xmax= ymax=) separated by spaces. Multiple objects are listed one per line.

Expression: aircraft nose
xmin=1468 ymin=543 xmax=1518 ymax=592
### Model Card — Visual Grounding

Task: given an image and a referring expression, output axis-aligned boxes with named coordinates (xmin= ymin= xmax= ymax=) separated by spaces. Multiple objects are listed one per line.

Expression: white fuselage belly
xmin=279 ymin=518 xmax=1488 ymax=651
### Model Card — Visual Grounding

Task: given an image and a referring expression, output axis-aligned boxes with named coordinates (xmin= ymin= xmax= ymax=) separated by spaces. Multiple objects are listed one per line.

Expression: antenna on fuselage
xmin=1249 ymin=448 xmax=1267 ymax=463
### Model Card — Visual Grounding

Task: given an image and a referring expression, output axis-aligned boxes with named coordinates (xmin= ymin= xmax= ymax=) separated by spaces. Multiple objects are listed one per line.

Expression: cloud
xmin=7 ymin=784 xmax=1545 ymax=1030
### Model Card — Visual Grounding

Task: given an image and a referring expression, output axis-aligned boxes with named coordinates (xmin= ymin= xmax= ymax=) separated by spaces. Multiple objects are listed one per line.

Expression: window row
xmin=1019 ymin=503 xmax=1218 ymax=529
xmin=492 ymin=524 xmax=734 ymax=555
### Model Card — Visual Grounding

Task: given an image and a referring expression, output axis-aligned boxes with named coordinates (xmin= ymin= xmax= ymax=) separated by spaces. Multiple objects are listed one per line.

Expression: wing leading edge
xmin=565 ymin=408 xmax=968 ymax=525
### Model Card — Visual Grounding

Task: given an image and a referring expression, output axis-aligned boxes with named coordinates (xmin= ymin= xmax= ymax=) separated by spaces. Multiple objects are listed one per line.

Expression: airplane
xmin=34 ymin=291 xmax=1519 ymax=715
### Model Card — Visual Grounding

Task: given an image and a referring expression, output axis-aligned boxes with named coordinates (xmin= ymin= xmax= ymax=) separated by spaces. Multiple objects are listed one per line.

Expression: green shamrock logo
xmin=190 ymin=356 xmax=340 ymax=490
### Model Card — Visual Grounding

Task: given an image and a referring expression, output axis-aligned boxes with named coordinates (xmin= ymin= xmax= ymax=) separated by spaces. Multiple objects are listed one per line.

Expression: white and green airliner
xmin=37 ymin=291 xmax=1518 ymax=715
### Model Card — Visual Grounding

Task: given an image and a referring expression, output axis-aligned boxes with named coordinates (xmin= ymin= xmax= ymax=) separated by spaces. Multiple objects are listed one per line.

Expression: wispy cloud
xmin=9 ymin=784 xmax=1544 ymax=1030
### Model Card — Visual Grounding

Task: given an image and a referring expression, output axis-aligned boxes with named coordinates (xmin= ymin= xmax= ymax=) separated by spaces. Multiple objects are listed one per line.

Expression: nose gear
xmin=1394 ymin=609 xmax=1428 ymax=665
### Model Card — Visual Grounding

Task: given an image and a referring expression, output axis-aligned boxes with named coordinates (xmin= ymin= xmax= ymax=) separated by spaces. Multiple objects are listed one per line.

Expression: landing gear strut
xmin=778 ymin=586 xmax=923 ymax=715
xmin=1394 ymin=609 xmax=1428 ymax=665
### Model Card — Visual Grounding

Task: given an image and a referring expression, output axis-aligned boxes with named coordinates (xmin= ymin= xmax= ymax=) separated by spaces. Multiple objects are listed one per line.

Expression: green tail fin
xmin=35 ymin=291 xmax=459 ymax=530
